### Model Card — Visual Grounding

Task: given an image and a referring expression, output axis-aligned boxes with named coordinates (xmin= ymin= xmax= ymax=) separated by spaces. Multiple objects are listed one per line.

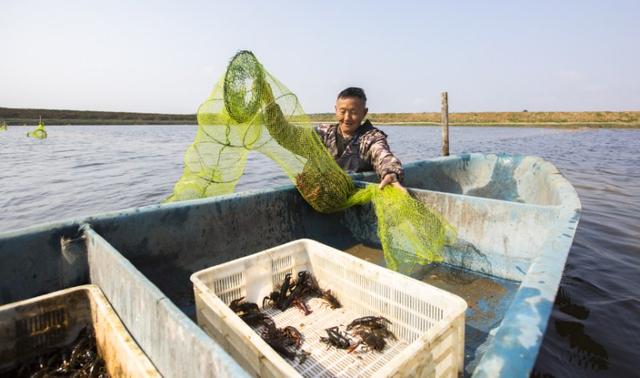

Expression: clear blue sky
xmin=1 ymin=1 xmax=638 ymax=114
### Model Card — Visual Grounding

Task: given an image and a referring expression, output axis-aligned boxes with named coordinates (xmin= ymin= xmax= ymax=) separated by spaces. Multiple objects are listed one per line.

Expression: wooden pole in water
xmin=441 ymin=92 xmax=449 ymax=156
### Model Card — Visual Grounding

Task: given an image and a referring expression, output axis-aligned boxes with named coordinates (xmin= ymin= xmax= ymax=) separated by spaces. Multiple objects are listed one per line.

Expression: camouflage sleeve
xmin=314 ymin=123 xmax=332 ymax=140
xmin=314 ymin=123 xmax=337 ymax=155
xmin=364 ymin=132 xmax=404 ymax=182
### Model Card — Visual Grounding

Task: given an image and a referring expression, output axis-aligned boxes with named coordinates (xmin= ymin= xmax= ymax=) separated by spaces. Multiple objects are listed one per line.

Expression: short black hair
xmin=337 ymin=87 xmax=367 ymax=103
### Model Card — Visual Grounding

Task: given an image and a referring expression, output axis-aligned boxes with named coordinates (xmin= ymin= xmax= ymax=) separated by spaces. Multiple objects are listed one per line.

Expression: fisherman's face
xmin=335 ymin=97 xmax=368 ymax=136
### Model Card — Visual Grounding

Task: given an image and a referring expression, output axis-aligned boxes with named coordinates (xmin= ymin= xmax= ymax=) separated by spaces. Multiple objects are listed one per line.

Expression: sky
xmin=1 ymin=1 xmax=639 ymax=114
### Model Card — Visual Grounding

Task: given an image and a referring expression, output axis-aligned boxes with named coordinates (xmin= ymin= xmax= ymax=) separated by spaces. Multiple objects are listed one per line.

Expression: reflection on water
xmin=1 ymin=125 xmax=639 ymax=376
xmin=553 ymin=288 xmax=609 ymax=372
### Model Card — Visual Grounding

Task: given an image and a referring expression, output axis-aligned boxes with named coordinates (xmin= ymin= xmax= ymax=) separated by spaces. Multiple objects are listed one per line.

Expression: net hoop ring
xmin=223 ymin=50 xmax=265 ymax=123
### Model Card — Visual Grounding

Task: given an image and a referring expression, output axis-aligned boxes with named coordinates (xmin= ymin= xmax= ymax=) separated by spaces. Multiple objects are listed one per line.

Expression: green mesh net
xmin=167 ymin=50 xmax=455 ymax=270
xmin=27 ymin=120 xmax=47 ymax=139
xmin=0 ymin=121 xmax=7 ymax=131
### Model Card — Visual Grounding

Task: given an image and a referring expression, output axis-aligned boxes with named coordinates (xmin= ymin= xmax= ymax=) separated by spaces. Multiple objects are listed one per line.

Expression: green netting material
xmin=27 ymin=121 xmax=47 ymax=139
xmin=167 ymin=50 xmax=455 ymax=270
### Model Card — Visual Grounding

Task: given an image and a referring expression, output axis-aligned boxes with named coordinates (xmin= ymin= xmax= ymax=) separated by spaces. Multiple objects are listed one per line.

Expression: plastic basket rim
xmin=191 ymin=238 xmax=468 ymax=377
xmin=191 ymin=238 xmax=467 ymax=308
xmin=0 ymin=284 xmax=102 ymax=311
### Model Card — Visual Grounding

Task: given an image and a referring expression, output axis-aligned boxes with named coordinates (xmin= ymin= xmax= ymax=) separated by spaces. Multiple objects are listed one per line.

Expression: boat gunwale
xmin=353 ymin=153 xmax=582 ymax=210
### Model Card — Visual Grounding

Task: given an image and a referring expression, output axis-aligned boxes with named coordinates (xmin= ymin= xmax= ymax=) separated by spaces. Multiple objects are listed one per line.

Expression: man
xmin=262 ymin=85 xmax=405 ymax=191
xmin=316 ymin=87 xmax=405 ymax=191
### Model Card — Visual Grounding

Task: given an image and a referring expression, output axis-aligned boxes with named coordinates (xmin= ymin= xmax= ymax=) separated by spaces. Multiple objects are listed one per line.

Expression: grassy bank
xmin=1 ymin=107 xmax=638 ymax=127
xmin=0 ymin=107 xmax=195 ymax=125
xmin=309 ymin=111 xmax=640 ymax=127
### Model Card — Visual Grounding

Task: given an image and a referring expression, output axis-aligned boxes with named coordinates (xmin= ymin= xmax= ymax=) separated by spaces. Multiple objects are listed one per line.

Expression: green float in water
xmin=27 ymin=118 xmax=47 ymax=139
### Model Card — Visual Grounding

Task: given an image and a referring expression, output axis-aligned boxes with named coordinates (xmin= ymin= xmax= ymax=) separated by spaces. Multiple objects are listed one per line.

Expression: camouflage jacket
xmin=315 ymin=121 xmax=404 ymax=181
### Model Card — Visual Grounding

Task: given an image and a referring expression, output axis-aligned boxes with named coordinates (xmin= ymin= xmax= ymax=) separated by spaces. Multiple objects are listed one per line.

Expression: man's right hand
xmin=379 ymin=173 xmax=408 ymax=194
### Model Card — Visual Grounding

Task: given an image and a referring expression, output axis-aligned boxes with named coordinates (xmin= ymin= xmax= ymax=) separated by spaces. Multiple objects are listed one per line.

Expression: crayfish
xmin=263 ymin=270 xmax=341 ymax=315
xmin=320 ymin=326 xmax=352 ymax=350
xmin=346 ymin=316 xmax=396 ymax=353
xmin=261 ymin=322 xmax=308 ymax=362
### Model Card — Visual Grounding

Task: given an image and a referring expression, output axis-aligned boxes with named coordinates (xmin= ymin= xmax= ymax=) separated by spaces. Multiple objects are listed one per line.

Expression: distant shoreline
xmin=1 ymin=107 xmax=638 ymax=128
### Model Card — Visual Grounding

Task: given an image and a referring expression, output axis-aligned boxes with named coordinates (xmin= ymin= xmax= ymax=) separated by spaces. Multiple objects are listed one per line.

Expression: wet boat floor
xmin=345 ymin=243 xmax=521 ymax=373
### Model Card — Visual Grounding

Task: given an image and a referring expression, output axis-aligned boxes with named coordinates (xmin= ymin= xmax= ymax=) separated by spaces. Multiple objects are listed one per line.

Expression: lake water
xmin=1 ymin=125 xmax=638 ymax=377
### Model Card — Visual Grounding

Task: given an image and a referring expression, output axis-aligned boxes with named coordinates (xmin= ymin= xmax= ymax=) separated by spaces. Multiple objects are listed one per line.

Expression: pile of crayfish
xmin=320 ymin=316 xmax=397 ymax=353
xmin=227 ymin=270 xmax=340 ymax=363
xmin=4 ymin=326 xmax=109 ymax=377
xmin=228 ymin=271 xmax=395 ymax=363
xmin=262 ymin=270 xmax=341 ymax=314
xmin=229 ymin=296 xmax=309 ymax=363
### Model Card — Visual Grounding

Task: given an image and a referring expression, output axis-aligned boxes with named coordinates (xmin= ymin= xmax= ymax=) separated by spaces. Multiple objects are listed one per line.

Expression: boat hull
xmin=0 ymin=153 xmax=580 ymax=377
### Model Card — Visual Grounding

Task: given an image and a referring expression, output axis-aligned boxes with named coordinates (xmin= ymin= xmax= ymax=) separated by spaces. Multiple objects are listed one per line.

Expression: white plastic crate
xmin=191 ymin=239 xmax=467 ymax=378
xmin=0 ymin=285 xmax=160 ymax=377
